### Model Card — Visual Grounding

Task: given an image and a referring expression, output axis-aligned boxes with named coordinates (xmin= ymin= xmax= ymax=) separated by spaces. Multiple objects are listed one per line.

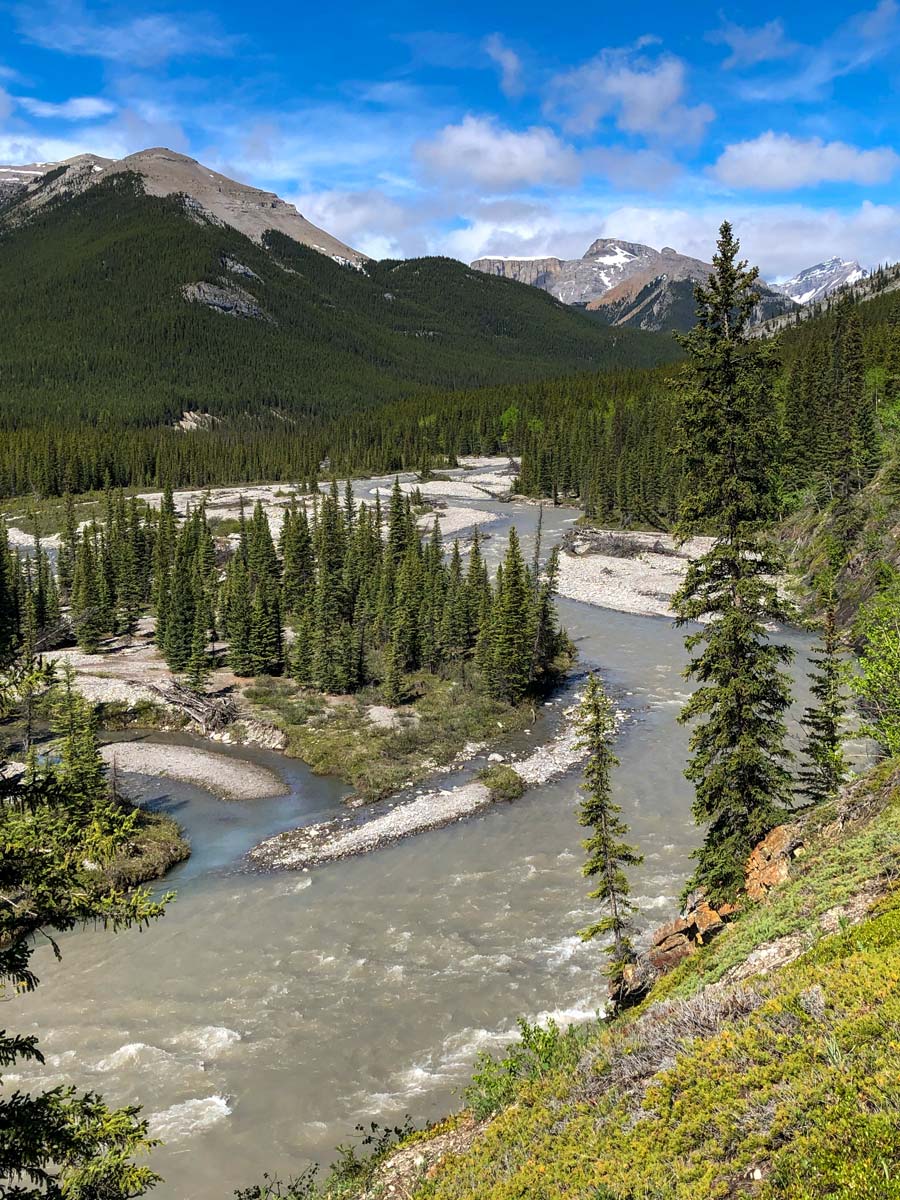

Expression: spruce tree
xmin=185 ymin=605 xmax=211 ymax=691
xmin=575 ymin=673 xmax=642 ymax=997
xmin=56 ymin=663 xmax=106 ymax=803
xmin=673 ymin=221 xmax=794 ymax=903
xmin=798 ymin=582 xmax=848 ymax=804
xmin=488 ymin=528 xmax=533 ymax=703
xmin=71 ymin=528 xmax=103 ymax=654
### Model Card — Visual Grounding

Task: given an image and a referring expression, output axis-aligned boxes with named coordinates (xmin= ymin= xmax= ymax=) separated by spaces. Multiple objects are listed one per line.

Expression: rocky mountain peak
xmin=0 ymin=146 xmax=365 ymax=266
xmin=471 ymin=236 xmax=796 ymax=332
xmin=775 ymin=257 xmax=868 ymax=305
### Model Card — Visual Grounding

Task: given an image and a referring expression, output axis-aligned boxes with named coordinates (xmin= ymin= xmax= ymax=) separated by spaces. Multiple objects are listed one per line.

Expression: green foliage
xmin=463 ymin=1018 xmax=592 ymax=1121
xmin=798 ymin=582 xmax=850 ymax=803
xmin=856 ymin=581 xmax=900 ymax=755
xmin=260 ymin=673 xmax=532 ymax=802
xmin=477 ymin=763 xmax=526 ymax=802
xmin=673 ymin=222 xmax=794 ymax=904
xmin=0 ymin=658 xmax=172 ymax=1198
xmin=575 ymin=674 xmax=642 ymax=987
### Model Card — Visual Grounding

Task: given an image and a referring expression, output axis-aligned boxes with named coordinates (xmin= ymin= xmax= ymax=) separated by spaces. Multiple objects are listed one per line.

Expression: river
xmin=5 ymin=491 xmax=829 ymax=1199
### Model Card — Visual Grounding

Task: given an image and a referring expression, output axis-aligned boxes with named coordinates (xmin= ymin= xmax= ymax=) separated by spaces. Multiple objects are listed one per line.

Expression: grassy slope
xmin=781 ymin=462 xmax=900 ymax=625
xmin=369 ymin=764 xmax=900 ymax=1200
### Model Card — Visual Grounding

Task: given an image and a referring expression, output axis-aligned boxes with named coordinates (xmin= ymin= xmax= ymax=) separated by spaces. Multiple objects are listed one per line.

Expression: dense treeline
xmin=2 ymin=480 xmax=568 ymax=706
xmin=0 ymin=175 xmax=676 ymax=428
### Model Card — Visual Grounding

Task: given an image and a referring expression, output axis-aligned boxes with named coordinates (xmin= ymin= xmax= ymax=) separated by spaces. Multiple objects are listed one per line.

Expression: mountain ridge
xmin=0 ymin=171 xmax=681 ymax=430
xmin=774 ymin=256 xmax=868 ymax=305
xmin=0 ymin=146 xmax=366 ymax=266
xmin=473 ymin=238 xmax=796 ymax=332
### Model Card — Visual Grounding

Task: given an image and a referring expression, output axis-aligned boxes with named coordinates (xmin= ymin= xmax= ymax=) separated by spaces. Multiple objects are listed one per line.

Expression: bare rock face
xmin=473 ymin=239 xmax=712 ymax=307
xmin=472 ymin=238 xmax=796 ymax=331
xmin=647 ymin=889 xmax=738 ymax=973
xmin=0 ymin=147 xmax=366 ymax=266
xmin=182 ymin=281 xmax=270 ymax=321
xmin=745 ymin=824 xmax=805 ymax=901
xmin=469 ymin=256 xmax=564 ymax=290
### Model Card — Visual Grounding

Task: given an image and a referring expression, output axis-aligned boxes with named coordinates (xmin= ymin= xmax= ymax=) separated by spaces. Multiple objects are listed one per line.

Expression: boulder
xmin=647 ymin=889 xmax=739 ymax=973
xmin=608 ymin=957 xmax=657 ymax=1010
xmin=745 ymin=824 xmax=804 ymax=901
xmin=648 ymin=916 xmax=696 ymax=972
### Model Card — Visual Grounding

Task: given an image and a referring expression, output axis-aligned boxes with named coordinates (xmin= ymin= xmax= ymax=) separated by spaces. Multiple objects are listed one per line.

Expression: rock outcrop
xmin=745 ymin=824 xmax=805 ymax=901
xmin=647 ymin=889 xmax=738 ymax=973
xmin=182 ymin=281 xmax=271 ymax=321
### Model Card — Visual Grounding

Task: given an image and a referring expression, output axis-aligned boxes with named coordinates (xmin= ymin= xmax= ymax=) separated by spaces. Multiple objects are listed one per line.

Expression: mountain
xmin=473 ymin=238 xmax=796 ymax=333
xmin=0 ymin=147 xmax=366 ymax=266
xmin=0 ymin=158 xmax=681 ymax=430
xmin=473 ymin=239 xmax=711 ymax=306
xmin=774 ymin=257 xmax=869 ymax=305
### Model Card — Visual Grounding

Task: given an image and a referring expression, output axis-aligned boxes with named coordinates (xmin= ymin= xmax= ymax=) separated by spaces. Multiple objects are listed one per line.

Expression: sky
xmin=2 ymin=0 xmax=900 ymax=279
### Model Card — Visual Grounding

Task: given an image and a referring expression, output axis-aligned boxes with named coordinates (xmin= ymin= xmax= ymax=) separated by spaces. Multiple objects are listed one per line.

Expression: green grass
xmin=477 ymin=763 xmax=526 ymax=803
xmin=104 ymin=806 xmax=190 ymax=888
xmin=359 ymin=763 xmax=900 ymax=1200
xmin=244 ymin=672 xmax=532 ymax=801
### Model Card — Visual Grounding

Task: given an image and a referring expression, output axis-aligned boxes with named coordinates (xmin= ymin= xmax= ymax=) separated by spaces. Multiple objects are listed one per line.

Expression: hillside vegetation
xmin=0 ymin=175 xmax=677 ymax=429
xmin=312 ymin=764 xmax=900 ymax=1200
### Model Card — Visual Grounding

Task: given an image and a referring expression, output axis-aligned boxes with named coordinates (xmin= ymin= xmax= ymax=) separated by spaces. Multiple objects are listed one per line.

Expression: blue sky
xmin=2 ymin=0 xmax=900 ymax=278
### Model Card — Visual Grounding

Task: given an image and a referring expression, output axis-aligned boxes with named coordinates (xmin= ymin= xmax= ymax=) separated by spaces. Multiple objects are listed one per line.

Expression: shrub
xmin=478 ymin=764 xmax=526 ymax=802
xmin=464 ymin=1018 xmax=591 ymax=1120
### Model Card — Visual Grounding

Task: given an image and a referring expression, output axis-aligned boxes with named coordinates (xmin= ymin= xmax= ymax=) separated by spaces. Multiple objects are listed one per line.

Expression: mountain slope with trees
xmin=0 ymin=174 xmax=678 ymax=430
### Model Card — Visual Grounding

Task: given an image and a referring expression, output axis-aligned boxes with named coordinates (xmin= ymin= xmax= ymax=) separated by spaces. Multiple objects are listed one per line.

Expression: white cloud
xmin=0 ymin=88 xmax=12 ymax=122
xmin=415 ymin=115 xmax=579 ymax=190
xmin=16 ymin=2 xmax=234 ymax=66
xmin=484 ymin=34 xmax=524 ymax=98
xmin=18 ymin=95 xmax=116 ymax=119
xmin=544 ymin=47 xmax=714 ymax=143
xmin=713 ymin=131 xmax=900 ymax=190
xmin=290 ymin=187 xmax=430 ymax=259
xmin=708 ymin=19 xmax=797 ymax=69
xmin=426 ymin=193 xmax=900 ymax=280
xmin=738 ymin=0 xmax=900 ymax=102
xmin=859 ymin=0 xmax=899 ymax=39
xmin=583 ymin=147 xmax=680 ymax=191
xmin=0 ymin=130 xmax=128 ymax=164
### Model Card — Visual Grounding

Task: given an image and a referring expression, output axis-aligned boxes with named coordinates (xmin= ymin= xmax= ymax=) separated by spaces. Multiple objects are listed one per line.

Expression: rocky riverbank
xmin=555 ymin=529 xmax=714 ymax=618
xmin=101 ymin=741 xmax=288 ymax=801
xmin=248 ymin=691 xmax=617 ymax=871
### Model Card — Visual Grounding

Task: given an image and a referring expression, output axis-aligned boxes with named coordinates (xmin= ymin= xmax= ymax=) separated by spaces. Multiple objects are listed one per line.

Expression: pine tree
xmin=223 ymin=555 xmax=254 ymax=676
xmin=575 ymin=673 xmax=642 ymax=999
xmin=0 ymin=527 xmax=18 ymax=668
xmin=383 ymin=623 xmax=405 ymax=706
xmin=488 ymin=527 xmax=533 ymax=703
xmin=798 ymin=582 xmax=848 ymax=805
xmin=185 ymin=604 xmax=211 ymax=691
xmin=673 ymin=221 xmax=795 ymax=904
xmin=58 ymin=491 xmax=79 ymax=596
xmin=71 ymin=528 xmax=103 ymax=653
xmin=56 ymin=662 xmax=106 ymax=803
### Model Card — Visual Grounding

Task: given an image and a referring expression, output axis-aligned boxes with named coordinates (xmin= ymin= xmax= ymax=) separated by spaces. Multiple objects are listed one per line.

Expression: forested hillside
xmin=0 ymin=173 xmax=675 ymax=425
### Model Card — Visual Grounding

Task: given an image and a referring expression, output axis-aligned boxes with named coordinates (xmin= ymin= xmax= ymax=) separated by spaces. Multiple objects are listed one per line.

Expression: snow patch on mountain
xmin=775 ymin=258 xmax=869 ymax=306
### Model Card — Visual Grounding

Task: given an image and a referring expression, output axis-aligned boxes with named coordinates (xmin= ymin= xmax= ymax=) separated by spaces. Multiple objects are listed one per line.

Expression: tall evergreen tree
xmin=673 ymin=221 xmax=795 ymax=903
xmin=798 ymin=581 xmax=849 ymax=805
xmin=575 ymin=673 xmax=642 ymax=999
xmin=487 ymin=528 xmax=533 ymax=703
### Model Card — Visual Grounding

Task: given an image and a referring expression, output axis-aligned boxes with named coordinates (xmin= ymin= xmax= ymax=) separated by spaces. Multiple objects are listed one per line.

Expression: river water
xmin=6 ymin=491 xmax=831 ymax=1198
